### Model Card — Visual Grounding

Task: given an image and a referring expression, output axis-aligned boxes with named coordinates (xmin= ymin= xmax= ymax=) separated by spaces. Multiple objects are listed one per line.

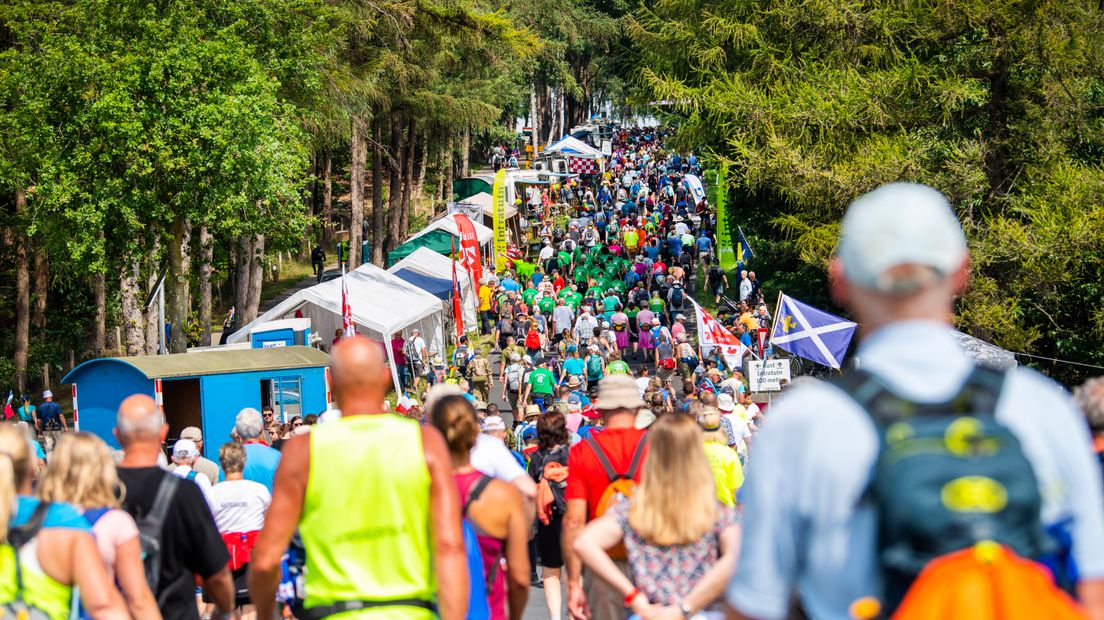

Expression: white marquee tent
xmin=387 ymin=247 xmax=478 ymax=329
xmin=227 ymin=263 xmax=444 ymax=391
xmin=545 ymin=135 xmax=602 ymax=158
xmin=407 ymin=212 xmax=494 ymax=246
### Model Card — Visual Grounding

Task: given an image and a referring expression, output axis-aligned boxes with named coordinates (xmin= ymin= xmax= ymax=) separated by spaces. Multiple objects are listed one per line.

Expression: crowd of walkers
xmin=2 ymin=127 xmax=1104 ymax=620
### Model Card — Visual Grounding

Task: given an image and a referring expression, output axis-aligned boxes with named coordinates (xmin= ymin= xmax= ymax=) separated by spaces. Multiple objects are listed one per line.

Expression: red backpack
xmin=525 ymin=328 xmax=541 ymax=349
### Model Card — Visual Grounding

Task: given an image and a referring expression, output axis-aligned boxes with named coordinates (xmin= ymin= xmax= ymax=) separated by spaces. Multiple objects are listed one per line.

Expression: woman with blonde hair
xmin=573 ymin=414 xmax=740 ymax=619
xmin=0 ymin=425 xmax=129 ymax=620
xmin=697 ymin=409 xmax=743 ymax=507
xmin=38 ymin=432 xmax=160 ymax=620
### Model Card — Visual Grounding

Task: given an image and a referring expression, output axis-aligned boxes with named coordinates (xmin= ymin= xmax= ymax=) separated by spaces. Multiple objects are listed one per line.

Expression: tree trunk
xmin=558 ymin=86 xmax=566 ymax=142
xmin=371 ymin=117 xmax=385 ymax=266
xmin=247 ymin=234 xmax=265 ymax=323
xmin=386 ymin=109 xmax=405 ymax=252
xmin=321 ymin=150 xmax=334 ymax=248
xmin=443 ymin=134 xmax=455 ymax=202
xmin=400 ymin=117 xmax=417 ymax=238
xmin=32 ymin=247 xmax=47 ymax=329
xmin=167 ymin=215 xmax=191 ymax=353
xmin=461 ymin=125 xmax=471 ymax=177
xmin=13 ymin=188 xmax=29 ymax=392
xmin=143 ymin=238 xmax=161 ymax=355
xmin=120 ymin=257 xmax=145 ymax=356
xmin=530 ymin=80 xmax=540 ymax=155
xmin=984 ymin=35 xmax=1011 ymax=208
xmin=91 ymin=269 xmax=106 ymax=356
xmin=546 ymin=86 xmax=558 ymax=146
xmin=197 ymin=225 xmax=213 ymax=346
xmin=234 ymin=235 xmax=252 ymax=326
xmin=414 ymin=135 xmax=428 ymax=211
xmin=350 ymin=116 xmax=367 ymax=267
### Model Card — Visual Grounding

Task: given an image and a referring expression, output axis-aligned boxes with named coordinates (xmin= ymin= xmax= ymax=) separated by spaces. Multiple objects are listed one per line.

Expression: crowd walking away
xmin=0 ymin=126 xmax=1103 ymax=620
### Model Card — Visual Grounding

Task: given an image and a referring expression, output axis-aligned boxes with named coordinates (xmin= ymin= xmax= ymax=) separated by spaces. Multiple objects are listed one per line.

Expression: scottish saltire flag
xmin=736 ymin=226 xmax=754 ymax=267
xmin=771 ymin=293 xmax=856 ymax=369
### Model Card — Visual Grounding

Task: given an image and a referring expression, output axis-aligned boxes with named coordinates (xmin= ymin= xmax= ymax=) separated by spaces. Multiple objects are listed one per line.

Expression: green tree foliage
xmin=629 ymin=0 xmax=1104 ymax=384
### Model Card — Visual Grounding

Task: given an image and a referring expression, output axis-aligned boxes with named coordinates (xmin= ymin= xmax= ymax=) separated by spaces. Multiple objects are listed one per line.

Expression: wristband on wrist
xmin=623 ymin=587 xmax=642 ymax=608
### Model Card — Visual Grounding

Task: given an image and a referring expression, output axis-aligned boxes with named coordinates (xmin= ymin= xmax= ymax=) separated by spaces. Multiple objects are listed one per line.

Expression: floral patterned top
xmin=612 ymin=501 xmax=739 ymax=609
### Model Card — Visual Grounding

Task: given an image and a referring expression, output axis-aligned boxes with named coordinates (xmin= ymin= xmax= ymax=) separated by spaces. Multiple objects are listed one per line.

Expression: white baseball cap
xmin=172 ymin=439 xmax=199 ymax=458
xmin=837 ymin=183 xmax=967 ymax=295
xmin=481 ymin=415 xmax=506 ymax=432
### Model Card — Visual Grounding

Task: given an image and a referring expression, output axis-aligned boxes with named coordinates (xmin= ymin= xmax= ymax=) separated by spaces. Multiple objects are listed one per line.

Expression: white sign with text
xmin=746 ymin=359 xmax=791 ymax=392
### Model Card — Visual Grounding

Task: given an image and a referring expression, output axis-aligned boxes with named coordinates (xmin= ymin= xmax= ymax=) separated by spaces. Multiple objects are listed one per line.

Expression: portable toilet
xmin=250 ymin=318 xmax=312 ymax=349
xmin=62 ymin=346 xmax=330 ymax=460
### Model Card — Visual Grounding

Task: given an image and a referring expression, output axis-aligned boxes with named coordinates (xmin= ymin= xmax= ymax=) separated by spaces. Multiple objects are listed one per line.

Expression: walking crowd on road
xmin=1 ymin=127 xmax=1104 ymax=620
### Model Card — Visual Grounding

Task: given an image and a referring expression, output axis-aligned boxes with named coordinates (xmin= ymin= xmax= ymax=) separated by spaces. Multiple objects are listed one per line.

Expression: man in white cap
xmin=180 ymin=426 xmax=220 ymax=483
xmin=564 ymin=374 xmax=649 ymax=620
xmin=170 ymin=439 xmax=214 ymax=500
xmin=37 ymin=388 xmax=66 ymax=432
xmin=404 ymin=328 xmax=428 ymax=393
xmin=728 ymin=183 xmax=1104 ymax=619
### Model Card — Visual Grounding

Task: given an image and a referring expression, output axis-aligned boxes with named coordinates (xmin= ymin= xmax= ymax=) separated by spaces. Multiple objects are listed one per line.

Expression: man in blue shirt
xmin=37 ymin=390 xmax=66 ymax=431
xmin=231 ymin=408 xmax=282 ymax=492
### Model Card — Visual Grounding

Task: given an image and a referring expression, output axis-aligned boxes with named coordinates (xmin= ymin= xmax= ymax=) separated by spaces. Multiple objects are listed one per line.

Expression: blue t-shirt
xmin=15 ymin=497 xmax=90 ymax=531
xmin=31 ymin=440 xmax=45 ymax=460
xmin=531 ymin=272 xmax=544 ymax=286
xmin=563 ymin=358 xmax=586 ymax=377
xmin=645 ymin=245 xmax=661 ymax=261
xmin=243 ymin=443 xmax=282 ymax=492
xmin=740 ymin=332 xmax=754 ymax=348
xmin=667 ymin=236 xmax=683 ymax=255
xmin=38 ymin=401 xmax=62 ymax=424
xmin=697 ymin=236 xmax=713 ymax=251
xmin=501 ymin=278 xmax=520 ymax=292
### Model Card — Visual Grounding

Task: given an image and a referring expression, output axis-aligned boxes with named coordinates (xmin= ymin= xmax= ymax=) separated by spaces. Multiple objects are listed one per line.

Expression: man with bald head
xmin=115 ymin=394 xmax=234 ymax=620
xmin=250 ymin=336 xmax=469 ymax=620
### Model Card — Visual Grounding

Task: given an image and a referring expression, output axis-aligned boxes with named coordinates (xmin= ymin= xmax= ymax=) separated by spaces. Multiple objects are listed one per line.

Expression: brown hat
xmin=566 ymin=376 xmax=582 ymax=389
xmin=180 ymin=426 xmax=203 ymax=442
xmin=595 ymin=375 xmax=645 ymax=412
xmin=525 ymin=404 xmax=541 ymax=419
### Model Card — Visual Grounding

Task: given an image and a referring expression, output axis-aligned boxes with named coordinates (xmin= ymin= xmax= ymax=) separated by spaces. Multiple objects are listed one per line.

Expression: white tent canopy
xmin=461 ymin=191 xmax=518 ymax=220
xmin=387 ymin=247 xmax=478 ymax=329
xmin=226 ymin=263 xmax=444 ymax=391
xmin=546 ymin=135 xmax=602 ymax=158
xmin=407 ymin=212 xmax=494 ymax=245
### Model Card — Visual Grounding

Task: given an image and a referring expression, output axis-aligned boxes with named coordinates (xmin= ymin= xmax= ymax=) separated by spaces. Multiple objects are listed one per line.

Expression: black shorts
xmin=536 ymin=515 xmax=564 ymax=569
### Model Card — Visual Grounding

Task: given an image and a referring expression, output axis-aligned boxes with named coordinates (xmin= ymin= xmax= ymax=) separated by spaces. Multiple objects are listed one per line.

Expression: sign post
xmin=757 ymin=327 xmax=769 ymax=358
xmin=746 ymin=359 xmax=792 ymax=393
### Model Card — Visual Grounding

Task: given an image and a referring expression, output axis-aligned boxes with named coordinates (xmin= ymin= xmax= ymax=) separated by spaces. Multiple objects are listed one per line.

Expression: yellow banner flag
xmin=492 ymin=169 xmax=507 ymax=271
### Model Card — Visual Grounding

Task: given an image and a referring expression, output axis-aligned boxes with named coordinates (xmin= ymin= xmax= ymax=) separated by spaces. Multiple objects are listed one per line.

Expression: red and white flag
xmin=451 ymin=239 xmax=465 ymax=338
xmin=341 ymin=266 xmax=355 ymax=338
xmin=453 ymin=214 xmax=482 ymax=289
xmin=692 ymin=299 xmax=747 ymax=371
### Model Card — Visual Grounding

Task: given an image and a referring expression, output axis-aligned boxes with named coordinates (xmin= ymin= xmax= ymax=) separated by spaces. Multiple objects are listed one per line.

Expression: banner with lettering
xmin=492 ymin=169 xmax=507 ymax=272
xmin=712 ymin=163 xmax=737 ymax=271
xmin=453 ymin=213 xmax=483 ymax=288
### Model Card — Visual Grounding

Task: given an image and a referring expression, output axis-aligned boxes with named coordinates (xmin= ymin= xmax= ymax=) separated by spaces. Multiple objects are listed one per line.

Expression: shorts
xmin=711 ymin=283 xmax=724 ymax=295
xmin=536 ymin=515 xmax=564 ymax=568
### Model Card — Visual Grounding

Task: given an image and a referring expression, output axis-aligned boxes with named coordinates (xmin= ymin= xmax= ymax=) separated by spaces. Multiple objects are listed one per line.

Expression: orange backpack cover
xmin=892 ymin=542 xmax=1086 ymax=620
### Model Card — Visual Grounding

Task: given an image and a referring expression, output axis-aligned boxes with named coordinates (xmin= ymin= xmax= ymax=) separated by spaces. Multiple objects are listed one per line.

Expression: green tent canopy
xmin=453 ymin=177 xmax=493 ymax=202
xmin=388 ymin=229 xmax=456 ymax=266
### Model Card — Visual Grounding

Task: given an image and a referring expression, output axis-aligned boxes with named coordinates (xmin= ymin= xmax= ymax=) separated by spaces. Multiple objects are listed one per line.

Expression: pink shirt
xmin=671 ymin=321 xmax=686 ymax=341
xmin=91 ymin=509 xmax=140 ymax=582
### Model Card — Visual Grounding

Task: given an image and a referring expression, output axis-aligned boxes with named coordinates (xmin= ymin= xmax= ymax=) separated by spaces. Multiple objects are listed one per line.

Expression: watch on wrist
xmin=679 ymin=600 xmax=694 ymax=617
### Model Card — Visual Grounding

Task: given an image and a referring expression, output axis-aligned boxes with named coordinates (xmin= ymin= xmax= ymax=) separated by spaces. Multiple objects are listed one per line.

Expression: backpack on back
xmin=137 ymin=474 xmax=182 ymax=599
xmin=586 ymin=433 xmax=648 ymax=560
xmin=834 ymin=366 xmax=1061 ymax=615
xmin=2 ymin=502 xmax=53 ymax=620
xmin=586 ymin=355 xmax=604 ymax=378
xmin=670 ymin=287 xmax=684 ymax=308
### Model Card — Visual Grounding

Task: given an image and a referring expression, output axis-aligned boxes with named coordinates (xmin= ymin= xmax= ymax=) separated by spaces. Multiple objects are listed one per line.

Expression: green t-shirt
xmin=522 ymin=288 xmax=539 ymax=306
xmin=528 ymin=367 xmax=556 ymax=395
xmin=602 ymin=296 xmax=621 ymax=313
xmin=574 ymin=268 xmax=589 ymax=284
xmin=566 ymin=292 xmax=583 ymax=309
xmin=606 ymin=360 xmax=632 ymax=375
xmin=649 ymin=297 xmax=665 ymax=313
xmin=538 ymin=296 xmax=554 ymax=314
xmin=585 ymin=286 xmax=603 ymax=299
xmin=558 ymin=251 xmax=572 ymax=266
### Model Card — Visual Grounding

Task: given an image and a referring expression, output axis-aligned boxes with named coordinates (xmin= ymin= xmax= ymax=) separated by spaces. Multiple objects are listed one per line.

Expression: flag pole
xmin=768 ymin=290 xmax=783 ymax=343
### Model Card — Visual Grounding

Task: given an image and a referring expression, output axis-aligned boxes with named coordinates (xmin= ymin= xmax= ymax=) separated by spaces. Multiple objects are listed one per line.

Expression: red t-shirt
xmin=566 ymin=427 xmax=649 ymax=521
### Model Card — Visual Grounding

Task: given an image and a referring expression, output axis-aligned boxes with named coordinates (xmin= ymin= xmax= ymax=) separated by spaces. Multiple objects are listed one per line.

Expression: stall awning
xmin=392 ymin=268 xmax=453 ymax=300
xmin=388 ymin=229 xmax=455 ymax=266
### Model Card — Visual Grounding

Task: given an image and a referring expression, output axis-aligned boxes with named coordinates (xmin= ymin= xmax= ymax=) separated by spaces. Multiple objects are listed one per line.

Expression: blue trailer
xmin=62 ymin=346 xmax=330 ymax=460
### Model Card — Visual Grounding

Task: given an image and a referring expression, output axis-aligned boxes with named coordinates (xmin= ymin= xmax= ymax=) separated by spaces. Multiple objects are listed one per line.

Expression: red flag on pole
xmin=341 ymin=266 xmax=355 ymax=338
xmin=453 ymin=214 xmax=483 ymax=288
xmin=451 ymin=239 xmax=465 ymax=338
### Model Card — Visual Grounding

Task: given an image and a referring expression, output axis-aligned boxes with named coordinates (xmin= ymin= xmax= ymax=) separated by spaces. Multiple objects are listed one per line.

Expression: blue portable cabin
xmin=62 ymin=346 xmax=330 ymax=460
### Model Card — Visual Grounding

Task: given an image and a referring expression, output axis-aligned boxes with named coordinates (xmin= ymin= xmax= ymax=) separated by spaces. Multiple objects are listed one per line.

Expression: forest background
xmin=1 ymin=0 xmax=1102 ymax=393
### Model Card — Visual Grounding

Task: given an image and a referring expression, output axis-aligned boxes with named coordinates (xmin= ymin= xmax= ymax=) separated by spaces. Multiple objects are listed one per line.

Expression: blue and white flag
xmin=770 ymin=293 xmax=856 ymax=369
xmin=736 ymin=226 xmax=754 ymax=267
